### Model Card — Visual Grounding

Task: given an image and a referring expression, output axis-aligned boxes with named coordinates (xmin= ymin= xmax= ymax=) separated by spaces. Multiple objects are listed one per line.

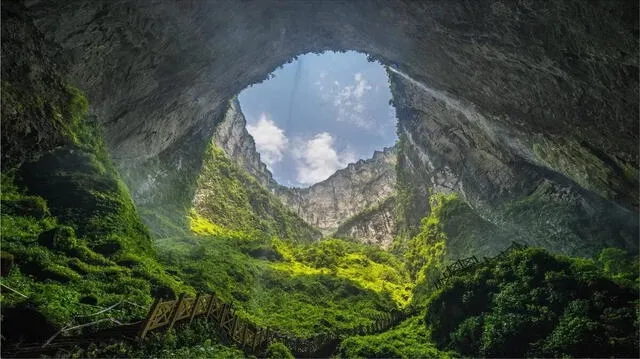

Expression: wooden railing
xmin=136 ymin=291 xmax=405 ymax=356
xmin=434 ymin=241 xmax=527 ymax=289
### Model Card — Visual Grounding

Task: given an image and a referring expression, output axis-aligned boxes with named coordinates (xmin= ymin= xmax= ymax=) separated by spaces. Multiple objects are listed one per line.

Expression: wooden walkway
xmin=137 ymin=292 xmax=405 ymax=356
xmin=4 ymin=291 xmax=405 ymax=358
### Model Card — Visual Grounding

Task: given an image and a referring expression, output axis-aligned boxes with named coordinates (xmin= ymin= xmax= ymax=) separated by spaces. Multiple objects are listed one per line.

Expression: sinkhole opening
xmin=238 ymin=51 xmax=398 ymax=188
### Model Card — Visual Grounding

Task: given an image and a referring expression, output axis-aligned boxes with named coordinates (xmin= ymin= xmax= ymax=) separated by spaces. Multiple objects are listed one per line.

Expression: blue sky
xmin=238 ymin=51 xmax=397 ymax=188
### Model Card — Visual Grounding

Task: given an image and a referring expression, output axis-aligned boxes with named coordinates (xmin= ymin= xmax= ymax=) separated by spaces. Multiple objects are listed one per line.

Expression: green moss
xmin=405 ymin=193 xmax=457 ymax=282
xmin=1 ymin=86 xmax=188 ymax=329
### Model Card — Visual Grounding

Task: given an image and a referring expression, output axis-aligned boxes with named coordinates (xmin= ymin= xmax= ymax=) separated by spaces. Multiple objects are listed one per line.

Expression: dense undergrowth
xmin=425 ymin=247 xmax=639 ymax=358
xmin=0 ymin=85 xmax=189 ymax=341
xmin=156 ymin=215 xmax=410 ymax=338
xmin=192 ymin=145 xmax=320 ymax=242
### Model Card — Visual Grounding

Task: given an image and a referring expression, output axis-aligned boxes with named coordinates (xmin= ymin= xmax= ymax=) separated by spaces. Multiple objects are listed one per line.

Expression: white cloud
xmin=332 ymin=72 xmax=373 ymax=129
xmin=292 ymin=132 xmax=356 ymax=185
xmin=246 ymin=113 xmax=288 ymax=168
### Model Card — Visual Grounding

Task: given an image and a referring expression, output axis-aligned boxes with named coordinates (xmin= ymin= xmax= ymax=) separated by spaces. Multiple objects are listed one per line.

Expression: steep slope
xmin=210 ymin=99 xmax=398 ymax=247
xmin=390 ymin=68 xmax=638 ymax=258
xmin=275 ymin=148 xmax=397 ymax=236
xmin=192 ymin=143 xmax=321 ymax=242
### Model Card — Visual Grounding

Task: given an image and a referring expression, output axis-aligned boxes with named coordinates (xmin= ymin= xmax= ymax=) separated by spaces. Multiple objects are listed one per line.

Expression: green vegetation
xmin=0 ymin=84 xmax=188 ymax=339
xmin=265 ymin=342 xmax=294 ymax=359
xmin=2 ymin=49 xmax=637 ymax=357
xmin=392 ymin=133 xmax=426 ymax=248
xmin=337 ymin=316 xmax=453 ymax=359
xmin=193 ymin=145 xmax=320 ymax=242
xmin=155 ymin=222 xmax=410 ymax=338
xmin=424 ymin=247 xmax=639 ymax=358
xmin=66 ymin=318 xmax=247 ymax=359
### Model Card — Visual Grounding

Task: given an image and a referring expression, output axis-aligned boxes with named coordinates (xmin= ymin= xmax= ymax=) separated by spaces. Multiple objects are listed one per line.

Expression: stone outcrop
xmin=333 ymin=196 xmax=397 ymax=249
xmin=211 ymin=99 xmax=278 ymax=190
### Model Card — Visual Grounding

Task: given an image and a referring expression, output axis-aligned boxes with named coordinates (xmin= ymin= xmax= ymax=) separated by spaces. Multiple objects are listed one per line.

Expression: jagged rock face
xmin=333 ymin=197 xmax=397 ymax=249
xmin=212 ymin=100 xmax=278 ymax=190
xmin=210 ymin=101 xmax=397 ymax=245
xmin=275 ymin=148 xmax=397 ymax=236
xmin=391 ymin=71 xmax=638 ymax=257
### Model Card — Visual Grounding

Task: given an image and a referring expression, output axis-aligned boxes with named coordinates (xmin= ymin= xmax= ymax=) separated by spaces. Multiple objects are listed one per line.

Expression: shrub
xmin=423 ymin=247 xmax=639 ymax=358
xmin=266 ymin=342 xmax=294 ymax=359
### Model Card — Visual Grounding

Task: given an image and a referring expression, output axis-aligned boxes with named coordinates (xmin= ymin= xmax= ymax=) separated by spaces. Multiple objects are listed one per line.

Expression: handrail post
xmin=240 ymin=320 xmax=248 ymax=347
xmin=167 ymin=293 xmax=186 ymax=331
xmin=137 ymin=297 xmax=162 ymax=340
xmin=189 ymin=293 xmax=202 ymax=323
xmin=230 ymin=315 xmax=239 ymax=341
xmin=205 ymin=294 xmax=216 ymax=317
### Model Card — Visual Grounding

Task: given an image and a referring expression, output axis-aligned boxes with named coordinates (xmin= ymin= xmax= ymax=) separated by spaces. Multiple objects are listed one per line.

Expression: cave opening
xmin=1 ymin=1 xmax=638 ymax=358
xmin=236 ymin=51 xmax=398 ymax=188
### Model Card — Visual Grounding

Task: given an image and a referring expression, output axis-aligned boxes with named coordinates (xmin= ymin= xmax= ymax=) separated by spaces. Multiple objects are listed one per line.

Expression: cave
xmin=1 ymin=0 xmax=638 ymax=357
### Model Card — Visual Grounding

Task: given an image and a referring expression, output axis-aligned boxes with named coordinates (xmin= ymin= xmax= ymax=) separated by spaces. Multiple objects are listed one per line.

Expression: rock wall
xmin=391 ymin=70 xmax=638 ymax=257
xmin=275 ymin=147 xmax=397 ymax=236
xmin=333 ymin=196 xmax=397 ymax=249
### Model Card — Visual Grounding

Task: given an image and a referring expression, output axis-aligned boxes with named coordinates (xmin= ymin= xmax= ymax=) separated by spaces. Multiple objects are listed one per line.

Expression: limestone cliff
xmin=274 ymin=148 xmax=397 ymax=238
xmin=390 ymin=69 xmax=638 ymax=258
xmin=332 ymin=196 xmax=397 ymax=249
xmin=210 ymin=100 xmax=398 ymax=246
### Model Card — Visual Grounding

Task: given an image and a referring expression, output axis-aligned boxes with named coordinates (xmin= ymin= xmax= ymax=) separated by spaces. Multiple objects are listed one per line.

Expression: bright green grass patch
xmin=337 ymin=316 xmax=455 ymax=359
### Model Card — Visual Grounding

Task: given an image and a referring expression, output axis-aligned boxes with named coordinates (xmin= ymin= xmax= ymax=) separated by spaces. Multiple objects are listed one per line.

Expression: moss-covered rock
xmin=17 ymin=147 xmax=153 ymax=258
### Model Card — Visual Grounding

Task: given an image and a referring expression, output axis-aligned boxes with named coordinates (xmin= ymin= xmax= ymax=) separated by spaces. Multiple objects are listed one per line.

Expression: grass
xmin=337 ymin=316 xmax=454 ymax=358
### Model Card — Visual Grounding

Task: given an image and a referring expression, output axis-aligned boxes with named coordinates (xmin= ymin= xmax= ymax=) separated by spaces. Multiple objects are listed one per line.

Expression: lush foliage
xmin=0 ymin=85 xmax=188 ymax=340
xmin=193 ymin=145 xmax=320 ymax=242
xmin=338 ymin=316 xmax=454 ymax=359
xmin=63 ymin=317 xmax=247 ymax=359
xmin=155 ymin=223 xmax=410 ymax=339
xmin=424 ymin=247 xmax=639 ymax=358
xmin=265 ymin=342 xmax=294 ymax=359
